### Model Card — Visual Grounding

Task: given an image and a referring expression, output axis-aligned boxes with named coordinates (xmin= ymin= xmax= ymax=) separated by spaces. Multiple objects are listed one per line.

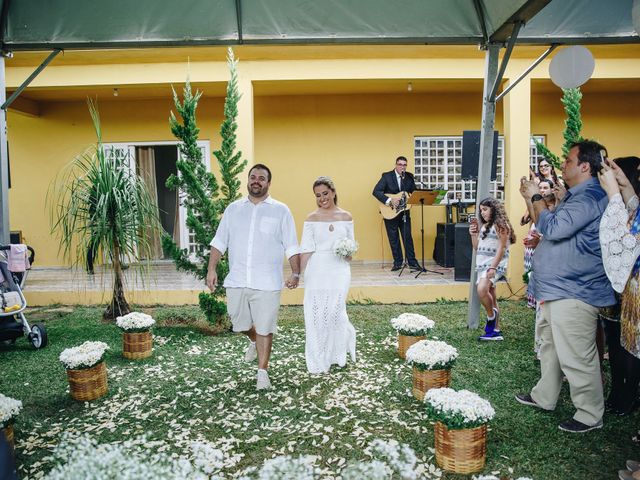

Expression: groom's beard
xmin=248 ymin=183 xmax=268 ymax=197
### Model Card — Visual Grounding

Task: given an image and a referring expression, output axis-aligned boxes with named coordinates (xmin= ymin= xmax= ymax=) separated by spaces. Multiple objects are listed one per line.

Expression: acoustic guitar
xmin=378 ymin=192 xmax=412 ymax=220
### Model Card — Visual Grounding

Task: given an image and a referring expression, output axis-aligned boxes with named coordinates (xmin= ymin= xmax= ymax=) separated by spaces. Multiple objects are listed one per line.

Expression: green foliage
xmin=3 ymin=301 xmax=638 ymax=479
xmin=49 ymin=100 xmax=161 ymax=320
xmin=533 ymin=87 xmax=583 ymax=170
xmin=163 ymin=48 xmax=247 ymax=327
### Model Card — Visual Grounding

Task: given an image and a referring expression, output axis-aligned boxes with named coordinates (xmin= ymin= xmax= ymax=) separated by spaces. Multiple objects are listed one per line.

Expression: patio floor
xmin=21 ymin=260 xmax=491 ymax=305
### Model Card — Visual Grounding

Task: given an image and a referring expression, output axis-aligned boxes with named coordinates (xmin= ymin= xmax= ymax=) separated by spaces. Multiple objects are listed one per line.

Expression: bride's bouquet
xmin=334 ymin=237 xmax=359 ymax=260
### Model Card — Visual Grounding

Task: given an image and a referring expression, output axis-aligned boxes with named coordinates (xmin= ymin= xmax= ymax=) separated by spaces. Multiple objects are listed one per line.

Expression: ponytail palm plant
xmin=50 ymin=100 xmax=161 ymax=320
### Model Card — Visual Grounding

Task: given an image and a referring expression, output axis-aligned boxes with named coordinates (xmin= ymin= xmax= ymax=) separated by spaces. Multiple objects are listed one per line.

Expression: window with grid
xmin=414 ymin=135 xmax=547 ymax=202
xmin=529 ymin=135 xmax=547 ymax=172
xmin=413 ymin=136 xmax=505 ymax=202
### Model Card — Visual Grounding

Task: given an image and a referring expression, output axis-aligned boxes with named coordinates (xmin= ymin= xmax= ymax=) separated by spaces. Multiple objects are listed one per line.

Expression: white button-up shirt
xmin=210 ymin=196 xmax=299 ymax=291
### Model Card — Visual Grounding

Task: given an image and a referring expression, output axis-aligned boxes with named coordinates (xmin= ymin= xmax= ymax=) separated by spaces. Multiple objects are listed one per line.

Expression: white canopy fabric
xmin=1 ymin=0 xmax=638 ymax=50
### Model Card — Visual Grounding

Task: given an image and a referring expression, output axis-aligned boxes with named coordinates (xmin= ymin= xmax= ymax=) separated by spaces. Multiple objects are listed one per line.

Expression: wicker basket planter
xmin=398 ymin=334 xmax=425 ymax=359
xmin=2 ymin=423 xmax=14 ymax=450
xmin=434 ymin=421 xmax=487 ymax=474
xmin=67 ymin=361 xmax=108 ymax=401
xmin=412 ymin=367 xmax=451 ymax=401
xmin=123 ymin=330 xmax=153 ymax=359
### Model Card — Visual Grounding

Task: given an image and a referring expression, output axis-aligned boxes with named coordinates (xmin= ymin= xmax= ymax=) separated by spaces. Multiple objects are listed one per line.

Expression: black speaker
xmin=454 ymin=223 xmax=473 ymax=281
xmin=461 ymin=130 xmax=499 ymax=181
xmin=433 ymin=223 xmax=455 ymax=268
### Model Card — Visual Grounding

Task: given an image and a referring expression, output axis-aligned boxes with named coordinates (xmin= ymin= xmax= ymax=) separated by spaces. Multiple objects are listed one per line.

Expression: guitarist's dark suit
xmin=372 ymin=170 xmax=421 ymax=270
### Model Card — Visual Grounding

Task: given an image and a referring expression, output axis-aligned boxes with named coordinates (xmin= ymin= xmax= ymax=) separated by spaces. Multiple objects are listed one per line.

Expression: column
xmin=502 ymin=71 xmax=531 ymax=288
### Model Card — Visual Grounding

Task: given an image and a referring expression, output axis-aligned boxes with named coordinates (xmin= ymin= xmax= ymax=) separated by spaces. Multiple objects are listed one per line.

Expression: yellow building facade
xmin=6 ymin=44 xmax=640 ymax=303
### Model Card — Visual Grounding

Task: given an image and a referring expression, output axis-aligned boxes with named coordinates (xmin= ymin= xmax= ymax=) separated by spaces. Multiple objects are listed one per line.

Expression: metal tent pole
xmin=467 ymin=44 xmax=500 ymax=329
xmin=0 ymin=56 xmax=9 ymax=244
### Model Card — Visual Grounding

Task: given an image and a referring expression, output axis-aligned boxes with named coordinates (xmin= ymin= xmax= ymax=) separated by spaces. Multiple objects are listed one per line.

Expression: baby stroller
xmin=0 ymin=244 xmax=48 ymax=349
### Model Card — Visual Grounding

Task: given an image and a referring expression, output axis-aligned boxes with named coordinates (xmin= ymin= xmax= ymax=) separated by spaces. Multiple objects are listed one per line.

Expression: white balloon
xmin=549 ymin=46 xmax=595 ymax=89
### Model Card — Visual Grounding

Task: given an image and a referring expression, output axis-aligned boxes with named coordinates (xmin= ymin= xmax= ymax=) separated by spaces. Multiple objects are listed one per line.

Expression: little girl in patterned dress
xmin=469 ymin=197 xmax=516 ymax=341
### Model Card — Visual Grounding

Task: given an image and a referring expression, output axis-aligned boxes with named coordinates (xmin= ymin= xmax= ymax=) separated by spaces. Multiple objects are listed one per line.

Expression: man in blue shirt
xmin=516 ymin=140 xmax=615 ymax=433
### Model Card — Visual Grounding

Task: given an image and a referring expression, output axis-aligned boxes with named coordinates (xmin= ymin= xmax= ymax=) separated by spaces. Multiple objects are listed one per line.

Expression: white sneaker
xmin=244 ymin=342 xmax=257 ymax=362
xmin=256 ymin=369 xmax=271 ymax=390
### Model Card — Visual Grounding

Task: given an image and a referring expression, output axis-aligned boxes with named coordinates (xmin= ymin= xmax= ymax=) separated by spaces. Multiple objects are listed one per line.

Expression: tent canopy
xmin=2 ymin=0 xmax=638 ymax=51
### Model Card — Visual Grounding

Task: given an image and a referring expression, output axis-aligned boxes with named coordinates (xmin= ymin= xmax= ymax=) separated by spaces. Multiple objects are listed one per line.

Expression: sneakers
xmin=515 ymin=393 xmax=543 ymax=409
xmin=256 ymin=369 xmax=271 ymax=390
xmin=244 ymin=342 xmax=257 ymax=362
xmin=479 ymin=330 xmax=503 ymax=341
xmin=618 ymin=470 xmax=640 ymax=480
xmin=558 ymin=418 xmax=603 ymax=433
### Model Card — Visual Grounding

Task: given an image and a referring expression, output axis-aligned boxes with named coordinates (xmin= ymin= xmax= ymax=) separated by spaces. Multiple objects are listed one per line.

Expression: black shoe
xmin=515 ymin=393 xmax=543 ymax=409
xmin=613 ymin=399 xmax=640 ymax=416
xmin=390 ymin=265 xmax=402 ymax=272
xmin=558 ymin=418 xmax=603 ymax=433
xmin=410 ymin=265 xmax=426 ymax=272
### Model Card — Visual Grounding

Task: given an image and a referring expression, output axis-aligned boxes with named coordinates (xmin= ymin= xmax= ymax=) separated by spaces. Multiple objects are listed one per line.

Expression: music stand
xmin=408 ymin=190 xmax=445 ymax=278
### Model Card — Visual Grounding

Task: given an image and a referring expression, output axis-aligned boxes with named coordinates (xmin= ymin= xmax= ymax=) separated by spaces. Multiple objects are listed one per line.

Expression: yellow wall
xmin=533 ymin=91 xmax=640 ymax=158
xmin=256 ymin=92 xmax=503 ymax=262
xmin=8 ymin=97 xmax=225 ymax=266
xmin=6 ymin=46 xmax=640 ymax=276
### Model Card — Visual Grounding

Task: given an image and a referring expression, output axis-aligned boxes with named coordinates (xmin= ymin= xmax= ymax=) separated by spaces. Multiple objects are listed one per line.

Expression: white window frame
xmin=103 ymin=140 xmax=211 ymax=261
xmin=529 ymin=135 xmax=547 ymax=172
xmin=413 ymin=136 xmax=505 ymax=202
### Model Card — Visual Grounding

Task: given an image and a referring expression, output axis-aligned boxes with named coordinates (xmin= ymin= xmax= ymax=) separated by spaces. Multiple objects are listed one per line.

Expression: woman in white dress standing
xmin=300 ymin=177 xmax=357 ymax=374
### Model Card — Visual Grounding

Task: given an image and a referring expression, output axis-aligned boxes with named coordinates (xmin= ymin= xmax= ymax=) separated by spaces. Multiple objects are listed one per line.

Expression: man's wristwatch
xmin=530 ymin=194 xmax=544 ymax=203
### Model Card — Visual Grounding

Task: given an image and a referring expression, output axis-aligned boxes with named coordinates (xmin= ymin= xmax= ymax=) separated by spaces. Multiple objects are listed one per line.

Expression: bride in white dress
xmin=300 ymin=177 xmax=357 ymax=374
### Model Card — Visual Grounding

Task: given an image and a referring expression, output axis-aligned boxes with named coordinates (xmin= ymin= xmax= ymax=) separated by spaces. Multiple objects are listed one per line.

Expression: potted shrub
xmin=116 ymin=312 xmax=155 ymax=359
xmin=60 ymin=341 xmax=110 ymax=401
xmin=406 ymin=340 xmax=457 ymax=401
xmin=0 ymin=394 xmax=22 ymax=450
xmin=390 ymin=313 xmax=434 ymax=359
xmin=424 ymin=388 xmax=495 ymax=474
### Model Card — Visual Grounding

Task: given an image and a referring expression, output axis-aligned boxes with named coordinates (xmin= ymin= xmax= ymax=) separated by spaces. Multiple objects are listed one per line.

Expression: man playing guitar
xmin=372 ymin=156 xmax=425 ymax=272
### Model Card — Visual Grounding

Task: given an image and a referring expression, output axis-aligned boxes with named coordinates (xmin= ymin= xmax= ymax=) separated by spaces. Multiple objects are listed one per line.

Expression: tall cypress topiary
xmin=534 ymin=87 xmax=583 ymax=169
xmin=163 ymin=48 xmax=247 ymax=326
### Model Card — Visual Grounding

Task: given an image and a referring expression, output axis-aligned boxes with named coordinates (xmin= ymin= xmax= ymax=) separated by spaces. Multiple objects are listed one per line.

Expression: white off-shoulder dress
xmin=300 ymin=220 xmax=357 ymax=374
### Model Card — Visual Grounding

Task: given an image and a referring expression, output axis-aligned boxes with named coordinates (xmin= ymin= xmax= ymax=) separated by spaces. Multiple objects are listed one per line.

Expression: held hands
xmin=285 ymin=274 xmax=300 ymax=289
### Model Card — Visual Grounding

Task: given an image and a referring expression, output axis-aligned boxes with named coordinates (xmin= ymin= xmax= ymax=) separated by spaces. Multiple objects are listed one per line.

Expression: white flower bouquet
xmin=424 ymin=388 xmax=495 ymax=430
xmin=406 ymin=340 xmax=458 ymax=371
xmin=0 ymin=394 xmax=22 ymax=428
xmin=116 ymin=312 xmax=156 ymax=332
xmin=333 ymin=237 xmax=359 ymax=259
xmin=59 ymin=341 xmax=110 ymax=370
xmin=390 ymin=313 xmax=435 ymax=336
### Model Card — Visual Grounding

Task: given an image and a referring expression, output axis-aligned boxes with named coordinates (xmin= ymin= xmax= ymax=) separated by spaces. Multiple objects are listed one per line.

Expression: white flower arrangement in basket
xmin=391 ymin=313 xmax=435 ymax=337
xmin=59 ymin=341 xmax=110 ymax=370
xmin=406 ymin=340 xmax=458 ymax=371
xmin=333 ymin=237 xmax=359 ymax=260
xmin=116 ymin=312 xmax=156 ymax=332
xmin=0 ymin=394 xmax=22 ymax=428
xmin=424 ymin=387 xmax=495 ymax=430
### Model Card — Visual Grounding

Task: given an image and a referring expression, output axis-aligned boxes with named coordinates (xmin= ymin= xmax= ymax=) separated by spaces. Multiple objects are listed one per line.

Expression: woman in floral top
xmin=598 ymin=156 xmax=640 ymax=416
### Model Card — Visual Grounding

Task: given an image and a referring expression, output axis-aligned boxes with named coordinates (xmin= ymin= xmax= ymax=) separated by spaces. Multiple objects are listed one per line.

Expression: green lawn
xmin=0 ymin=301 xmax=637 ymax=479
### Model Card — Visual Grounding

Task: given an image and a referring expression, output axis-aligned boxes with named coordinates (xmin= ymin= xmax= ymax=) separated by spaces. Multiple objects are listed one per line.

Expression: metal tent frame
xmin=0 ymin=0 xmax=638 ymax=326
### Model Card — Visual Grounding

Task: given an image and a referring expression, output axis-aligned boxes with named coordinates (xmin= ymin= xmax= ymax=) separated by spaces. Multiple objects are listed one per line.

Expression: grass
xmin=0 ymin=301 xmax=637 ymax=479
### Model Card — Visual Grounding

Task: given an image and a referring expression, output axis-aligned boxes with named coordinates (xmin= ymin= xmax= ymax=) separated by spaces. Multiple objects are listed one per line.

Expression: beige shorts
xmin=226 ymin=288 xmax=281 ymax=336
xmin=476 ymin=269 xmax=504 ymax=286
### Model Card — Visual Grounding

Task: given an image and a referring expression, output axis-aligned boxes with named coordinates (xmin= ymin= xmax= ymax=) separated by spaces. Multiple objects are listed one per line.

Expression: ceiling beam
xmin=472 ymin=0 xmax=489 ymax=47
xmin=490 ymin=0 xmax=552 ymax=44
xmin=7 ymin=95 xmax=39 ymax=117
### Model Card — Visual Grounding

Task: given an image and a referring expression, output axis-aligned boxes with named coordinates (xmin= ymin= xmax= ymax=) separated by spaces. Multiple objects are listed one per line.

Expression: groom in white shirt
xmin=207 ymin=164 xmax=300 ymax=390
